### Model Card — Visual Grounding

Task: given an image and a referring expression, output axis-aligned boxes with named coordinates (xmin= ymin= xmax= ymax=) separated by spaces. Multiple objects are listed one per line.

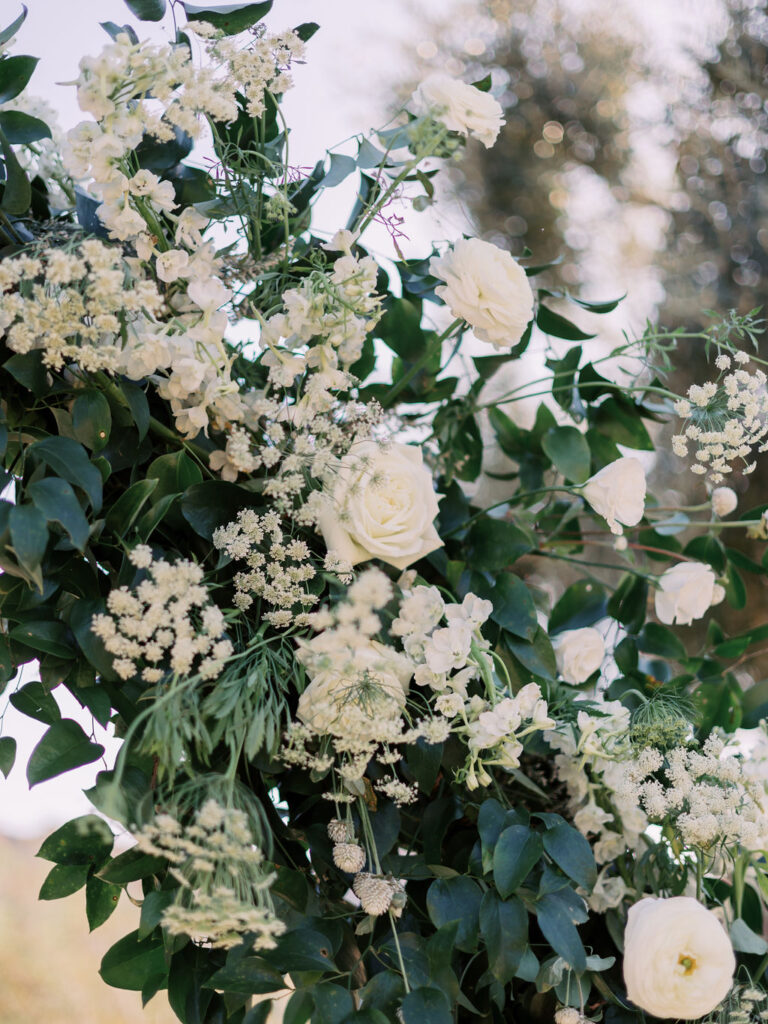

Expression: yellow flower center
xmin=678 ymin=954 xmax=697 ymax=975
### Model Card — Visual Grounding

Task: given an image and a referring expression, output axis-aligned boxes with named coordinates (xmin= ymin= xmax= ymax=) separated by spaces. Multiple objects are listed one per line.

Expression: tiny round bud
xmin=711 ymin=486 xmax=738 ymax=517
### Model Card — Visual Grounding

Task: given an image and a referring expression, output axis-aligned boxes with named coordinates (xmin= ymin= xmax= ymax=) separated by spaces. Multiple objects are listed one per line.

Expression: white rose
xmin=580 ymin=457 xmax=646 ymax=535
xmin=296 ymin=638 xmax=412 ymax=739
xmin=654 ymin=561 xmax=725 ymax=626
xmin=317 ymin=440 xmax=443 ymax=571
xmin=411 ymin=73 xmax=505 ymax=148
xmin=430 ymin=238 xmax=534 ymax=349
xmin=711 ymin=486 xmax=738 ymax=517
xmin=552 ymin=627 xmax=605 ymax=684
xmin=623 ymin=897 xmax=735 ymax=1019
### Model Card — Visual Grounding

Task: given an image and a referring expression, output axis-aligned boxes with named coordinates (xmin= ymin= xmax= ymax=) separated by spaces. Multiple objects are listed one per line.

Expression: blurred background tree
xmin=412 ymin=0 xmax=768 ymax=680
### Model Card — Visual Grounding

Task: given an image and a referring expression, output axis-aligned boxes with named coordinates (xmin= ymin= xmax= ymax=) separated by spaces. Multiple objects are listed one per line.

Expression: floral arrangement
xmin=3 ymin=3 xmax=768 ymax=1023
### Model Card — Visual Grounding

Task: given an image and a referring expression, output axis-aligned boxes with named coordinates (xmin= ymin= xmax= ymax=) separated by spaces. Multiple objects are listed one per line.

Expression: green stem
xmin=381 ymin=319 xmax=463 ymax=409
xmin=388 ymin=912 xmax=411 ymax=995
xmin=442 ymin=486 xmax=578 ymax=539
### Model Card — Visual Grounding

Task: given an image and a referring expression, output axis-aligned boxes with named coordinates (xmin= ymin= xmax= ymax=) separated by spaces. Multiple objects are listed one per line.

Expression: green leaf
xmin=593 ymin=397 xmax=653 ymax=450
xmin=570 ymin=294 xmax=624 ymax=314
xmin=536 ymin=303 xmax=595 ymax=341
xmin=265 ymin=928 xmax=337 ymax=973
xmin=404 ymin=736 xmax=443 ymax=793
xmin=504 ymin=627 xmax=556 ymax=681
xmin=72 ymin=390 xmax=112 ymax=451
xmin=0 ymin=109 xmax=50 ymax=144
xmin=3 ymin=350 xmax=48 ymax=396
xmin=87 ymin=876 xmax=122 ymax=930
xmin=535 ymin=891 xmax=587 ymax=973
xmin=10 ymin=620 xmax=74 ymax=658
xmin=0 ymin=54 xmax=38 ymax=104
xmin=542 ymin=822 xmax=596 ymax=891
xmin=400 ymin=987 xmax=453 ymax=1024
xmin=541 ymin=426 xmax=591 ymax=483
xmin=639 ymin=622 xmax=687 ymax=661
xmin=0 ymin=128 xmax=29 ymax=213
xmin=105 ymin=478 xmax=158 ymax=538
xmin=69 ymin=598 xmax=118 ymax=681
xmin=98 ymin=846 xmax=167 ymax=884
xmin=466 ymin=517 xmax=533 ymax=571
xmin=479 ymin=891 xmax=528 ymax=983
xmin=100 ymin=929 xmax=167 ymax=991
xmin=8 ymin=503 xmax=48 ymax=573
xmin=205 ymin=957 xmax=295 ymax=995
xmin=493 ymin=826 xmax=543 ymax=897
xmin=138 ymin=890 xmax=174 ymax=939
xmin=181 ymin=480 xmax=254 ymax=540
xmin=37 ymin=815 xmax=113 ymax=866
xmin=9 ymin=680 xmax=61 ymax=724
xmin=731 ymin=917 xmax=768 ymax=955
xmin=28 ymin=477 xmax=90 ymax=552
xmin=0 ymin=735 xmax=16 ymax=777
xmin=0 ymin=6 xmax=28 ymax=49
xmin=684 ymin=534 xmax=726 ymax=574
xmin=119 ymin=381 xmax=150 ymax=440
xmin=549 ymin=581 xmax=607 ymax=633
xmin=39 ymin=862 xmax=89 ymax=900
xmin=426 ymin=876 xmax=482 ymax=953
xmin=30 ymin=437 xmax=103 ymax=512
xmin=313 ymin=983 xmax=355 ymax=1024
xmin=123 ymin=0 xmax=166 ymax=19
xmin=607 ymin=573 xmax=648 ymax=633
xmin=489 ymin=573 xmax=538 ymax=640
xmin=182 ymin=1 xmax=273 ymax=34
xmin=27 ymin=719 xmax=104 ymax=787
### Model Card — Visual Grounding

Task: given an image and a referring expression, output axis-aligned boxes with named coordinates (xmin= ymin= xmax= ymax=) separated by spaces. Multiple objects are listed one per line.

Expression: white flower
xmin=655 ymin=561 xmax=725 ymax=626
xmin=424 ymin=622 xmax=473 ymax=673
xmin=411 ymin=73 xmax=505 ymax=147
xmin=155 ymin=249 xmax=190 ymax=283
xmin=580 ymin=457 xmax=646 ymax=535
xmin=623 ymin=897 xmax=735 ymax=1019
xmin=317 ymin=440 xmax=443 ymax=571
xmin=296 ymin=638 xmax=412 ymax=739
xmin=552 ymin=627 xmax=605 ymax=684
xmin=711 ymin=486 xmax=738 ymax=517
xmin=430 ymin=238 xmax=534 ymax=349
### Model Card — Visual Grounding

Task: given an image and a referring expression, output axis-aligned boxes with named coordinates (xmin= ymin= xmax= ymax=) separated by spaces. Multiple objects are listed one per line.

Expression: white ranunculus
xmin=317 ymin=440 xmax=443 ymax=571
xmin=430 ymin=238 xmax=534 ymax=349
xmin=623 ymin=897 xmax=735 ymax=1019
xmin=654 ymin=561 xmax=725 ymax=626
xmin=580 ymin=457 xmax=646 ymax=535
xmin=296 ymin=638 xmax=412 ymax=739
xmin=552 ymin=627 xmax=605 ymax=684
xmin=411 ymin=73 xmax=505 ymax=148
xmin=711 ymin=486 xmax=738 ymax=517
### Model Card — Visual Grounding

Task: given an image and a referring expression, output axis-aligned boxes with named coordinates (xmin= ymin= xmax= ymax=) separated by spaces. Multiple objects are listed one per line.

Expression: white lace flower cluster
xmin=0 ymin=239 xmax=162 ymax=371
xmin=282 ymin=570 xmax=452 ymax=805
xmin=212 ymin=509 xmax=317 ymax=627
xmin=545 ymin=700 xmax=649 ymax=865
xmin=618 ymin=734 xmax=768 ymax=851
xmin=91 ymin=546 xmax=232 ymax=682
xmin=671 ymin=351 xmax=768 ymax=483
xmin=133 ymin=799 xmax=285 ymax=951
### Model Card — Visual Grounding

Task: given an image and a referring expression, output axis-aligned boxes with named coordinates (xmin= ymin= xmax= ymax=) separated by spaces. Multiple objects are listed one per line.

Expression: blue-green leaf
xmin=542 ymin=822 xmax=596 ymax=891
xmin=493 ymin=826 xmax=542 ymax=897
